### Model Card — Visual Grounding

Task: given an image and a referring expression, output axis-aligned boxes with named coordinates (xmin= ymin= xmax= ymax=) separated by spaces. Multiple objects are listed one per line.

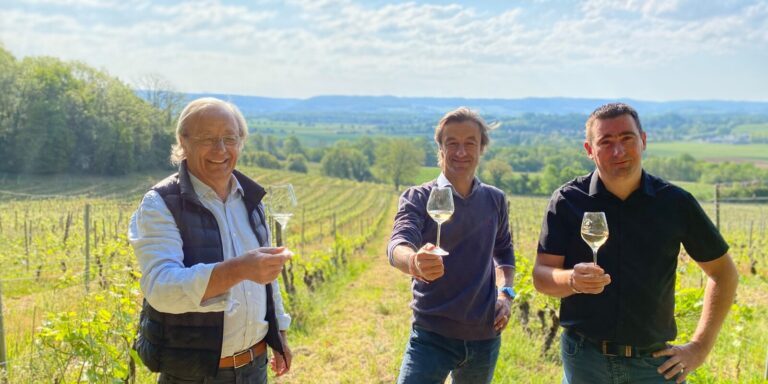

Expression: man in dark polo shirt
xmin=388 ymin=107 xmax=516 ymax=384
xmin=533 ymin=103 xmax=738 ymax=384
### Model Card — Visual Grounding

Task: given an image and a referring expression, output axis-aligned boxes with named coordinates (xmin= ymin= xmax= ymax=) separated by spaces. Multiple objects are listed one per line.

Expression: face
xmin=439 ymin=120 xmax=483 ymax=182
xmin=180 ymin=106 xmax=242 ymax=191
xmin=584 ymin=114 xmax=646 ymax=186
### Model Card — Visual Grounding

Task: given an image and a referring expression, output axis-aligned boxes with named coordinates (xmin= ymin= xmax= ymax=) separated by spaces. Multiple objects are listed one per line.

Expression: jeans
xmin=397 ymin=325 xmax=501 ymax=384
xmin=158 ymin=352 xmax=268 ymax=384
xmin=561 ymin=331 xmax=684 ymax=384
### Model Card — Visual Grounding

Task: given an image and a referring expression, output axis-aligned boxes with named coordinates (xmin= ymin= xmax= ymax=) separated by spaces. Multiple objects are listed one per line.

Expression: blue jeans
xmin=397 ymin=325 xmax=501 ymax=384
xmin=158 ymin=352 xmax=268 ymax=384
xmin=561 ymin=331 xmax=685 ymax=384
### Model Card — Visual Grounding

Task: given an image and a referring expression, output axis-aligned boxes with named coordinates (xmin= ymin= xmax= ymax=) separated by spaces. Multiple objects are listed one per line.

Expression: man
xmin=129 ymin=97 xmax=293 ymax=383
xmin=533 ymin=103 xmax=738 ymax=384
xmin=388 ymin=107 xmax=516 ymax=384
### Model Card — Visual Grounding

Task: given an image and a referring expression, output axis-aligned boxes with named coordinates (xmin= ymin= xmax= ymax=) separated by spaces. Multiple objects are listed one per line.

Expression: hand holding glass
xmin=267 ymin=184 xmax=297 ymax=233
xmin=581 ymin=212 xmax=609 ymax=266
xmin=427 ymin=186 xmax=454 ymax=256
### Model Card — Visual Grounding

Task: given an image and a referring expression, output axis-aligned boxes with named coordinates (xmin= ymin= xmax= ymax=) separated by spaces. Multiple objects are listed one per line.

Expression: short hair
xmin=434 ymin=106 xmax=497 ymax=150
xmin=170 ymin=97 xmax=248 ymax=166
xmin=585 ymin=103 xmax=643 ymax=142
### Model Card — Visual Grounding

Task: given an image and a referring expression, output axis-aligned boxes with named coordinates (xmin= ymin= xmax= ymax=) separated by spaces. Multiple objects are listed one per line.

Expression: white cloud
xmin=1 ymin=0 xmax=766 ymax=99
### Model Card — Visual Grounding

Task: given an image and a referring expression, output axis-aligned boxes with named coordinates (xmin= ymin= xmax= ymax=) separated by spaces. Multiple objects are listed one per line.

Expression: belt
xmin=219 ymin=340 xmax=267 ymax=369
xmin=566 ymin=328 xmax=667 ymax=358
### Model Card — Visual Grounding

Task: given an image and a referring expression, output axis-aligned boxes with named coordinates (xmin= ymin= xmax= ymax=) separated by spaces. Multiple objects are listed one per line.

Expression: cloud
xmin=1 ymin=0 xmax=766 ymax=99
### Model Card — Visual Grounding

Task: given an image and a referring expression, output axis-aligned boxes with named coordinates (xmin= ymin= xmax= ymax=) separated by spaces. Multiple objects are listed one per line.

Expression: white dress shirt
xmin=129 ymin=173 xmax=291 ymax=357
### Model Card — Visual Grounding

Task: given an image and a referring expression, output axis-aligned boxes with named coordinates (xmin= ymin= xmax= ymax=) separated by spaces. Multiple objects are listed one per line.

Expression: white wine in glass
xmin=267 ymin=184 xmax=297 ymax=234
xmin=427 ymin=186 xmax=454 ymax=256
xmin=581 ymin=211 xmax=609 ymax=266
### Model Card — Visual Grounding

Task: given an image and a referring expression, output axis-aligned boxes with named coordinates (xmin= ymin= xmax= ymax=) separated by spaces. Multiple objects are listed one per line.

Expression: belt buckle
xmin=232 ymin=347 xmax=254 ymax=369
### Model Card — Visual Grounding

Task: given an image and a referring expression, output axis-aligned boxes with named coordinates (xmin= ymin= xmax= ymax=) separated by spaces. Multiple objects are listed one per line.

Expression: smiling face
xmin=180 ymin=105 xmax=242 ymax=194
xmin=438 ymin=120 xmax=483 ymax=184
xmin=584 ymin=113 xmax=647 ymax=189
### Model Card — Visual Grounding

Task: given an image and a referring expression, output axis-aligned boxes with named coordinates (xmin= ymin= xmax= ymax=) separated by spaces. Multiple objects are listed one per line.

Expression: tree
xmin=321 ymin=146 xmax=371 ymax=181
xmin=482 ymin=159 xmax=514 ymax=189
xmin=285 ymin=154 xmax=308 ymax=173
xmin=356 ymin=136 xmax=376 ymax=165
xmin=135 ymin=73 xmax=185 ymax=127
xmin=283 ymin=135 xmax=305 ymax=157
xmin=373 ymin=138 xmax=424 ymax=190
xmin=246 ymin=151 xmax=281 ymax=169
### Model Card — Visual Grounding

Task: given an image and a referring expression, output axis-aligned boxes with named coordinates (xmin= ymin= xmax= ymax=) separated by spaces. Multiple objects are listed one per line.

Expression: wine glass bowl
xmin=426 ymin=186 xmax=454 ymax=256
xmin=267 ymin=184 xmax=297 ymax=232
xmin=581 ymin=212 xmax=609 ymax=266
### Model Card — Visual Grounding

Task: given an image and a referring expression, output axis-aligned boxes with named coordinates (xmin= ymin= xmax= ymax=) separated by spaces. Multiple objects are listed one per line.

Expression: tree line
xmin=0 ymin=46 xmax=177 ymax=175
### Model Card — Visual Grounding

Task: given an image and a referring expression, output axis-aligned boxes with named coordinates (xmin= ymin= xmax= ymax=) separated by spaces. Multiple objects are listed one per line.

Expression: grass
xmin=415 ymin=166 xmax=441 ymax=184
xmin=647 ymin=141 xmax=768 ymax=165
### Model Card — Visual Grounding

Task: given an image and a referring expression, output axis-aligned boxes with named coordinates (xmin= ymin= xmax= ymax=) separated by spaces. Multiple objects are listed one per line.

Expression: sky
xmin=1 ymin=0 xmax=767 ymax=101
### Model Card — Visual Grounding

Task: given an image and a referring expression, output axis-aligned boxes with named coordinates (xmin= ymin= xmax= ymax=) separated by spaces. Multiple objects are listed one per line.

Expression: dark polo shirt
xmin=538 ymin=171 xmax=728 ymax=346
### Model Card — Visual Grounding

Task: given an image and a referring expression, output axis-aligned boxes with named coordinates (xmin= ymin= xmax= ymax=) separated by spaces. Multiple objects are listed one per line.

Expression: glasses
xmin=189 ymin=135 xmax=241 ymax=147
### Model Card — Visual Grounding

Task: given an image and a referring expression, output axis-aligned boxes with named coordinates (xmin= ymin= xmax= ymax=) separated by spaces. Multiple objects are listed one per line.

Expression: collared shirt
xmin=129 ymin=173 xmax=291 ymax=358
xmin=387 ymin=173 xmax=515 ymax=340
xmin=538 ymin=170 xmax=728 ymax=346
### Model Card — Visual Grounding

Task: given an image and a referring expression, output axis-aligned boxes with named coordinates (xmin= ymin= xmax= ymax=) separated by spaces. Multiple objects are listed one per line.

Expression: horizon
xmin=2 ymin=0 xmax=767 ymax=102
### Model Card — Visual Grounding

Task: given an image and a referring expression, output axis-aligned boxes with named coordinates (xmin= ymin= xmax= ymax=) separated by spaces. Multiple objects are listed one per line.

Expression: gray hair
xmin=170 ymin=97 xmax=248 ymax=166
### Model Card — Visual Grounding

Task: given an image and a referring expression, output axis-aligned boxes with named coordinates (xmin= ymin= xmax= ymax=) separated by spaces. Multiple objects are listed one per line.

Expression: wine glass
xmin=267 ymin=184 xmax=297 ymax=235
xmin=581 ymin=212 xmax=609 ymax=266
xmin=426 ymin=186 xmax=454 ymax=256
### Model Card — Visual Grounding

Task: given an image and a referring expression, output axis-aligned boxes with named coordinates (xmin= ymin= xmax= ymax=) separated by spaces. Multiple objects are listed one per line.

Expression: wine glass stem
xmin=592 ymin=249 xmax=598 ymax=266
xmin=436 ymin=223 xmax=442 ymax=249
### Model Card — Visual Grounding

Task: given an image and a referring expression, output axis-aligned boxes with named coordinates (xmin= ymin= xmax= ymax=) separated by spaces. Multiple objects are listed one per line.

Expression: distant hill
xmin=182 ymin=93 xmax=768 ymax=117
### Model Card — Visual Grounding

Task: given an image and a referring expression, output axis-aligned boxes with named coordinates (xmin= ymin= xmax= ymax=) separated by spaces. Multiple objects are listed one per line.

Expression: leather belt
xmin=566 ymin=328 xmax=667 ymax=358
xmin=219 ymin=340 xmax=267 ymax=369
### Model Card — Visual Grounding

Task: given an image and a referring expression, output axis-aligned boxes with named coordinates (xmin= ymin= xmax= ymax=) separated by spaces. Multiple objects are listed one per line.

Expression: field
xmin=647 ymin=141 xmax=768 ymax=167
xmin=0 ymin=168 xmax=767 ymax=383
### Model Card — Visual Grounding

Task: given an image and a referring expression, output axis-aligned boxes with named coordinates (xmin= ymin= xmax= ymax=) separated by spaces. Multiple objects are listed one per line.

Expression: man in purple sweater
xmin=387 ymin=107 xmax=516 ymax=384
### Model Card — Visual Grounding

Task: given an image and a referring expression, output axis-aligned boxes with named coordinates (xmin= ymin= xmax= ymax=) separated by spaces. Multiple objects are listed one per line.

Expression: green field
xmin=647 ymin=141 xmax=768 ymax=166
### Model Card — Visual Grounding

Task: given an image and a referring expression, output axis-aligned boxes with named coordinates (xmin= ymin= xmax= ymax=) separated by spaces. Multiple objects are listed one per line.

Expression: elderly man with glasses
xmin=129 ymin=97 xmax=293 ymax=383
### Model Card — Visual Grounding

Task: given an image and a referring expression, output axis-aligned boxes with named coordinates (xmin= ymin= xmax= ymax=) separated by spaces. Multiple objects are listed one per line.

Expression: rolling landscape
xmin=2 ymin=0 xmax=768 ymax=382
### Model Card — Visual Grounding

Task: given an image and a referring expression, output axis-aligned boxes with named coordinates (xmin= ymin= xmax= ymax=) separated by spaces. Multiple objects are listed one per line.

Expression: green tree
xmin=285 ymin=154 xmax=309 ymax=173
xmin=247 ymin=151 xmax=282 ymax=169
xmin=283 ymin=135 xmax=305 ymax=157
xmin=373 ymin=138 xmax=424 ymax=190
xmin=321 ymin=146 xmax=371 ymax=181
xmin=482 ymin=159 xmax=514 ymax=189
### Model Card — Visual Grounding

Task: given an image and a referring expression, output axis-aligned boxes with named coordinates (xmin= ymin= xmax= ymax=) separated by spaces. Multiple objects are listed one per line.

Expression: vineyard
xmin=0 ymin=169 xmax=767 ymax=383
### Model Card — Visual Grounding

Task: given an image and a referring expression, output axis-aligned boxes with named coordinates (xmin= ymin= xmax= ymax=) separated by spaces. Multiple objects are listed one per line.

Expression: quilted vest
xmin=134 ymin=161 xmax=284 ymax=377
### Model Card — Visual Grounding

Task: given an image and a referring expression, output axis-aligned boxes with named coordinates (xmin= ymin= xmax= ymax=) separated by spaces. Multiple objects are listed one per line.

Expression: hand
xmin=412 ymin=243 xmax=445 ymax=281
xmin=241 ymin=247 xmax=292 ymax=284
xmin=494 ymin=296 xmax=512 ymax=331
xmin=270 ymin=346 xmax=292 ymax=377
xmin=570 ymin=262 xmax=611 ymax=294
xmin=653 ymin=341 xmax=707 ymax=383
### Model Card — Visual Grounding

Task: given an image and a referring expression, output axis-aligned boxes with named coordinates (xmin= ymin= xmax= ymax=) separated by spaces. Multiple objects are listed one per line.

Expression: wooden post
xmin=275 ymin=218 xmax=283 ymax=247
xmin=764 ymin=347 xmax=768 ymax=380
xmin=24 ymin=218 xmax=29 ymax=273
xmin=714 ymin=183 xmax=720 ymax=230
xmin=84 ymin=204 xmax=91 ymax=293
xmin=332 ymin=213 xmax=337 ymax=238
xmin=0 ymin=281 xmax=7 ymax=372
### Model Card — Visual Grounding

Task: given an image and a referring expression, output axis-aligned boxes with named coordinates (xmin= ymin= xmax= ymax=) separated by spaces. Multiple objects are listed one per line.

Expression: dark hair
xmin=585 ymin=103 xmax=643 ymax=141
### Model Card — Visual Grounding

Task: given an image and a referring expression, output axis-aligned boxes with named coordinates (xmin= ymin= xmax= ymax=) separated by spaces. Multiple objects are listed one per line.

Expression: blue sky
xmin=1 ymin=0 xmax=766 ymax=101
